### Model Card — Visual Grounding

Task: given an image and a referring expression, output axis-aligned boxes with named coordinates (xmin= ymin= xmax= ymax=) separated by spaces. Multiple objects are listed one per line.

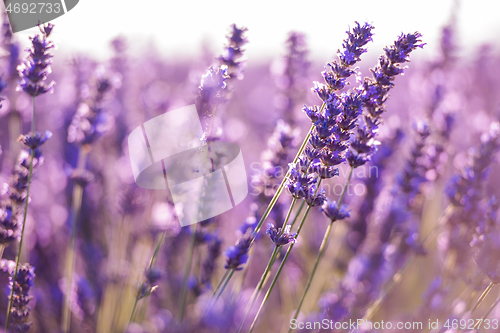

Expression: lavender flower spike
xmin=348 ymin=31 xmax=425 ymax=167
xmin=18 ymin=23 xmax=54 ymax=96
xmin=9 ymin=264 xmax=35 ymax=333
xmin=218 ymin=24 xmax=248 ymax=80
xmin=225 ymin=234 xmax=253 ymax=271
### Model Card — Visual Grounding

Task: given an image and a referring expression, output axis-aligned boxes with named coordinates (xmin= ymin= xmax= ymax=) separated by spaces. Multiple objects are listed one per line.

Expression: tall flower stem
xmin=473 ymin=294 xmax=500 ymax=329
xmin=5 ymin=96 xmax=36 ymax=331
xmin=215 ymin=118 xmax=321 ymax=297
xmin=248 ymin=197 xmax=297 ymax=303
xmin=61 ymin=145 xmax=89 ymax=333
xmin=215 ymin=269 xmax=235 ymax=300
xmin=247 ymin=180 xmax=322 ymax=333
xmin=237 ymin=198 xmax=297 ymax=333
xmin=470 ymin=281 xmax=494 ymax=315
xmin=287 ymin=166 xmax=354 ymax=331
xmin=126 ymin=230 xmax=166 ymax=330
xmin=236 ymin=246 xmax=279 ymax=333
xmin=235 ymin=199 xmax=306 ymax=296
xmin=178 ymin=223 xmax=199 ymax=321
xmin=212 ymin=269 xmax=230 ymax=298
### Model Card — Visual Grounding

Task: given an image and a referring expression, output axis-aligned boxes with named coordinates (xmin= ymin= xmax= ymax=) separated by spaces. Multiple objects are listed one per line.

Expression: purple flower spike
xmin=18 ymin=23 xmax=55 ymax=97
xmin=225 ymin=234 xmax=253 ymax=271
xmin=267 ymin=224 xmax=297 ymax=246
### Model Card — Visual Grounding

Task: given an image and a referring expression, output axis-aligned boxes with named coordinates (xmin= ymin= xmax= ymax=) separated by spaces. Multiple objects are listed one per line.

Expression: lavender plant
xmin=3 ymin=8 xmax=500 ymax=333
xmin=284 ymin=30 xmax=425 ymax=331
xmin=63 ymin=65 xmax=115 ymax=332
xmin=4 ymin=23 xmax=54 ymax=332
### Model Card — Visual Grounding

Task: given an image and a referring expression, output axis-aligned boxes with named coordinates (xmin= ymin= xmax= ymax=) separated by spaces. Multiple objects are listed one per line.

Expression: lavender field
xmin=0 ymin=4 xmax=500 ymax=333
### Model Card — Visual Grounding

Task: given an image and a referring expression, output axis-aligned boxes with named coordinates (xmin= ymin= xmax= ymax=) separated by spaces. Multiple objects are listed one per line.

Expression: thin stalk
xmin=237 ymin=246 xmax=279 ymax=333
xmin=237 ymin=197 xmax=297 ymax=330
xmin=61 ymin=145 xmax=88 ymax=333
xmin=0 ymin=244 xmax=4 ymax=261
xmin=212 ymin=123 xmax=317 ymax=299
xmin=288 ymin=166 xmax=354 ymax=331
xmin=470 ymin=281 xmax=494 ymax=315
xmin=236 ymin=199 xmax=305 ymax=296
xmin=289 ymin=200 xmax=306 ymax=229
xmin=178 ymin=223 xmax=198 ymax=321
xmin=5 ymin=96 xmax=36 ymax=331
xmin=212 ymin=270 xmax=230 ymax=298
xmin=126 ymin=231 xmax=167 ymax=329
xmin=247 ymin=180 xmax=322 ymax=333
xmin=215 ymin=269 xmax=234 ymax=300
xmin=252 ymin=124 xmax=315 ymax=236
xmin=473 ymin=293 xmax=500 ymax=329
xmin=247 ymin=208 xmax=310 ymax=333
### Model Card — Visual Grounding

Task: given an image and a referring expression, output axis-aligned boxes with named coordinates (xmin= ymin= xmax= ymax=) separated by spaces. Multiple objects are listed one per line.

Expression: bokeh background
xmin=1 ymin=0 xmax=500 ymax=332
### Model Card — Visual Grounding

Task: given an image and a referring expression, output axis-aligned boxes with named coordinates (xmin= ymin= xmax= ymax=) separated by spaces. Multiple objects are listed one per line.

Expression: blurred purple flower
xmin=266 ymin=223 xmax=297 ymax=246
xmin=9 ymin=264 xmax=35 ymax=333
xmin=18 ymin=23 xmax=54 ymax=97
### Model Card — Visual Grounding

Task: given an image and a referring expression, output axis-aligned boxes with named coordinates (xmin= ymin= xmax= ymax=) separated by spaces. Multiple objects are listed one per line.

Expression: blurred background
xmin=1 ymin=0 xmax=500 ymax=332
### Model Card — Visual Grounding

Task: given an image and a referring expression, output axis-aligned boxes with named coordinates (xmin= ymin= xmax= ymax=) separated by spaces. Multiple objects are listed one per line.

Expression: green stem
xmin=247 ymin=180 xmax=322 ymax=333
xmin=211 ymin=117 xmax=321 ymax=299
xmin=215 ymin=269 xmax=234 ymax=300
xmin=6 ymin=96 xmax=36 ymax=332
xmin=470 ymin=281 xmax=494 ymax=315
xmin=237 ymin=197 xmax=297 ymax=327
xmin=289 ymin=200 xmax=306 ymax=229
xmin=247 ymin=207 xmax=310 ymax=333
xmin=473 ymin=293 xmax=500 ymax=329
xmin=178 ymin=223 xmax=198 ymax=321
xmin=212 ymin=270 xmax=230 ymax=298
xmin=252 ymin=125 xmax=315 ymax=237
xmin=61 ymin=146 xmax=88 ymax=333
xmin=237 ymin=246 xmax=280 ymax=333
xmin=126 ymin=231 xmax=167 ymax=329
xmin=288 ymin=166 xmax=354 ymax=331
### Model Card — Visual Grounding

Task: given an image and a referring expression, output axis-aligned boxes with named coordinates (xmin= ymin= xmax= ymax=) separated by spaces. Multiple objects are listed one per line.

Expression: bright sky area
xmin=10 ymin=0 xmax=500 ymax=62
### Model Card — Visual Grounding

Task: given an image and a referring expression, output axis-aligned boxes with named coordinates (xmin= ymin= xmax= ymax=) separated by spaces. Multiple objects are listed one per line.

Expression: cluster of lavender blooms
xmin=224 ymin=31 xmax=307 ymax=270
xmin=9 ymin=264 xmax=35 ymax=332
xmin=445 ymin=122 xmax=500 ymax=269
xmin=198 ymin=24 xmax=248 ymax=144
xmin=0 ymin=131 xmax=51 ymax=245
xmin=18 ymin=24 xmax=54 ymax=97
xmin=348 ymin=31 xmax=426 ymax=168
xmin=218 ymin=24 xmax=248 ymax=81
xmin=315 ymin=33 xmax=428 ymax=326
xmin=0 ymin=22 xmax=56 ymax=333
xmin=3 ymin=10 xmax=500 ymax=333
xmin=288 ymin=22 xmax=376 ymax=214
xmin=1 ymin=13 xmax=20 ymax=85
xmin=273 ymin=32 xmax=310 ymax=126
xmin=67 ymin=67 xmax=116 ymax=147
